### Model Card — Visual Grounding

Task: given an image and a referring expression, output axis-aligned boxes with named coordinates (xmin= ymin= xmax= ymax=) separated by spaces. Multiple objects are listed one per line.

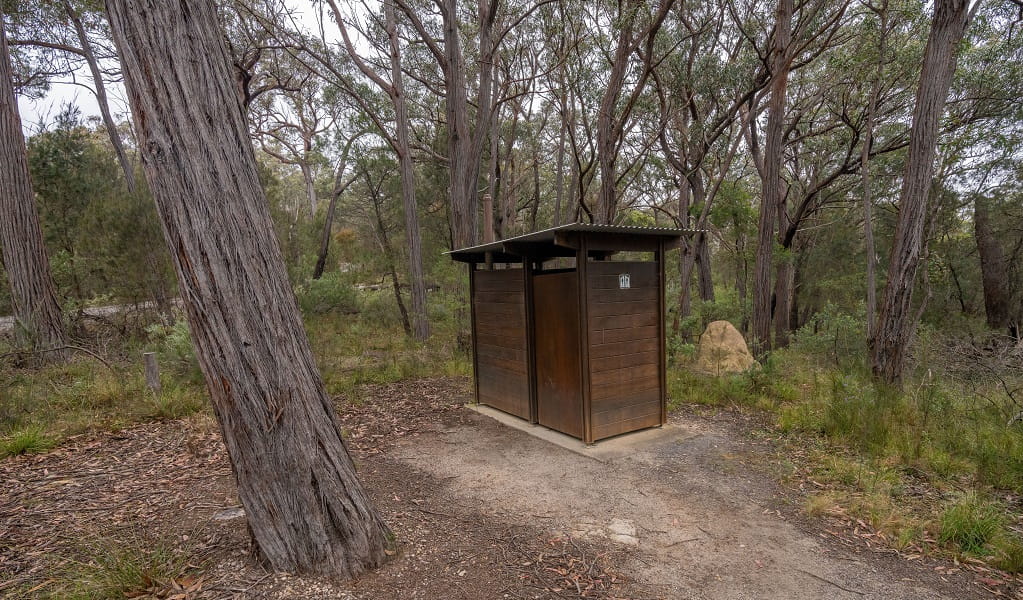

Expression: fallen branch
xmin=797 ymin=568 xmax=865 ymax=596
xmin=0 ymin=344 xmax=115 ymax=372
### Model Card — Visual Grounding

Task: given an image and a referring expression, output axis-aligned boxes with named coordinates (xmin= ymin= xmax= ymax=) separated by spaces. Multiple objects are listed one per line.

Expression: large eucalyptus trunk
xmin=752 ymin=0 xmax=793 ymax=356
xmin=104 ymin=0 xmax=392 ymax=577
xmin=0 ymin=20 xmax=68 ymax=359
xmin=870 ymin=0 xmax=972 ymax=384
xmin=441 ymin=0 xmax=476 ymax=248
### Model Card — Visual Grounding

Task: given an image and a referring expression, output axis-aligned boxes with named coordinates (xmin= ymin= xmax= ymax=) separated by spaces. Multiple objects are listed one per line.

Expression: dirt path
xmin=0 ymin=377 xmax=1009 ymax=598
xmin=393 ymin=408 xmax=980 ymax=600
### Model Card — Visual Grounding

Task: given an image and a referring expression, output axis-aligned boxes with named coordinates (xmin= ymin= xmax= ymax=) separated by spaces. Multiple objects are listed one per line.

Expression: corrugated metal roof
xmin=449 ymin=223 xmax=697 ymax=254
xmin=447 ymin=222 xmax=702 ymax=262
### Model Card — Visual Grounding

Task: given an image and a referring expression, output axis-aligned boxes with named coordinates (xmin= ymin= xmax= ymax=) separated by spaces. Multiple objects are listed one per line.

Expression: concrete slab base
xmin=464 ymin=403 xmax=687 ymax=463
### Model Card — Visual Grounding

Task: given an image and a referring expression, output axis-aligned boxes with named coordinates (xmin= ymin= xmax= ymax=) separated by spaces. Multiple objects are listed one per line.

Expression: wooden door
xmin=532 ymin=270 xmax=583 ymax=438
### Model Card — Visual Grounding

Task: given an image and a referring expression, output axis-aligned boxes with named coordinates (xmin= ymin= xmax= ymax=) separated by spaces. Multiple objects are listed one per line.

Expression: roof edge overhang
xmin=447 ymin=223 xmax=701 ymax=263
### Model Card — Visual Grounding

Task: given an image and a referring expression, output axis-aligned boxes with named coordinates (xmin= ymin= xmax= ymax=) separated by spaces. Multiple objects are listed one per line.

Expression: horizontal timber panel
xmin=476 ymin=343 xmax=527 ymax=364
xmin=475 ymin=302 xmax=526 ymax=319
xmin=589 ymin=337 xmax=659 ymax=359
xmin=475 ymin=332 xmax=526 ymax=350
xmin=477 ymin=354 xmax=527 ymax=375
xmin=474 ymin=290 xmax=525 ymax=305
xmin=474 ymin=269 xmax=525 ymax=293
xmin=590 ymin=362 xmax=659 ymax=387
xmin=587 ymin=286 xmax=659 ymax=304
xmin=591 ymin=387 xmax=661 ymax=415
xmin=478 ymin=391 xmax=529 ymax=420
xmin=477 ymin=362 xmax=529 ymax=405
xmin=475 ymin=321 xmax=528 ymax=339
xmin=588 ymin=300 xmax=657 ymax=318
xmin=591 ymin=376 xmax=660 ymax=401
xmin=594 ymin=325 xmax=659 ymax=345
xmin=589 ymin=312 xmax=659 ymax=330
xmin=588 ymin=350 xmax=657 ymax=372
xmin=593 ymin=411 xmax=661 ymax=441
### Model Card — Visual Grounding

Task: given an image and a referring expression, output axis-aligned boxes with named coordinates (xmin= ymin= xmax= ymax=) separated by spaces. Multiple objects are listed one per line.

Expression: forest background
xmin=2 ymin=0 xmax=1023 ymax=588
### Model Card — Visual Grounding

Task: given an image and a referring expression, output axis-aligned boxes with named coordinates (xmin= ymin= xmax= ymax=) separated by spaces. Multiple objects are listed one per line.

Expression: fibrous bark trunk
xmin=696 ymin=232 xmax=714 ymax=302
xmin=0 ymin=20 xmax=68 ymax=359
xmin=441 ymin=0 xmax=477 ymax=248
xmin=870 ymin=0 xmax=972 ymax=384
xmin=752 ymin=0 xmax=793 ymax=357
xmin=104 ymin=0 xmax=392 ymax=576
xmin=974 ymin=196 xmax=1009 ymax=330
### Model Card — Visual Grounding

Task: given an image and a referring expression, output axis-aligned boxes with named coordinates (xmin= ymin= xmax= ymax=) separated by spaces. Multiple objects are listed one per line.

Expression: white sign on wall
xmin=619 ymin=273 xmax=631 ymax=289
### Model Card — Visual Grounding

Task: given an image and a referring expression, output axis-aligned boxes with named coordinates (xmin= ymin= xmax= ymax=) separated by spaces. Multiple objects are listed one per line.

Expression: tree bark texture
xmin=0 ymin=20 xmax=68 ymax=358
xmin=974 ymin=196 xmax=1009 ymax=330
xmin=696 ymin=232 xmax=714 ymax=302
xmin=385 ymin=0 xmax=429 ymax=341
xmin=104 ymin=0 xmax=392 ymax=577
xmin=442 ymin=0 xmax=476 ymax=248
xmin=869 ymin=0 xmax=971 ymax=384
xmin=752 ymin=0 xmax=793 ymax=357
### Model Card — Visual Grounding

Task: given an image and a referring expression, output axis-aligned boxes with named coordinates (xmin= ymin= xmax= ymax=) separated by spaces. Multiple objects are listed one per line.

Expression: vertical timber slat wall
xmin=586 ymin=260 xmax=662 ymax=441
xmin=472 ymin=268 xmax=531 ymax=419
xmin=452 ymin=224 xmax=687 ymax=443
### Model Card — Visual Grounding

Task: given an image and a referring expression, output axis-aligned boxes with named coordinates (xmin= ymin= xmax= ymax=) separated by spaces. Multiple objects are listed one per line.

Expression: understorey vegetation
xmin=3 ymin=0 xmax=1023 ymax=594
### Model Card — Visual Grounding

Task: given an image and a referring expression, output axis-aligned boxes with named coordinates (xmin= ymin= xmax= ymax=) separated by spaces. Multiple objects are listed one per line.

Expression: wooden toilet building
xmin=450 ymin=224 xmax=686 ymax=443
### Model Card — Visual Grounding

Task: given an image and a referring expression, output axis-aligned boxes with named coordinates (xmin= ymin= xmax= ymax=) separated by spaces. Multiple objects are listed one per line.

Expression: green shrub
xmin=360 ymin=289 xmax=404 ymax=327
xmin=791 ymin=303 xmax=865 ymax=369
xmin=993 ymin=535 xmax=1023 ymax=573
xmin=145 ymin=319 xmax=201 ymax=380
xmin=939 ymin=493 xmax=1004 ymax=554
xmin=296 ymin=272 xmax=360 ymax=315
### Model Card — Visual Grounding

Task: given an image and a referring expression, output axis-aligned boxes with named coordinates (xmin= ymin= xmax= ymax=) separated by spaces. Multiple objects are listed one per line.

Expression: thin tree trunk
xmin=63 ymin=1 xmax=137 ymax=194
xmin=104 ymin=0 xmax=392 ymax=576
xmin=367 ymin=168 xmax=413 ymax=336
xmin=870 ymin=0 xmax=972 ymax=384
xmin=301 ymin=160 xmax=316 ymax=219
xmin=673 ymin=177 xmax=693 ymax=335
xmin=696 ymin=232 xmax=714 ymax=302
xmin=314 ymin=131 xmax=363 ymax=280
xmin=752 ymin=0 xmax=793 ymax=357
xmin=0 ymin=20 xmax=68 ymax=359
xmin=554 ymin=108 xmax=566 ymax=226
xmin=862 ymin=2 xmax=887 ymax=338
xmin=313 ymin=174 xmax=355 ymax=280
xmin=385 ymin=0 xmax=428 ymax=341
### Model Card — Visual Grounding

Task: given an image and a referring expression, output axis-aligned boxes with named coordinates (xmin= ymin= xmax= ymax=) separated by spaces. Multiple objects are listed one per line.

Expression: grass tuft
xmin=1 ymin=425 xmax=55 ymax=457
xmin=53 ymin=531 xmax=197 ymax=600
xmin=938 ymin=493 xmax=1004 ymax=555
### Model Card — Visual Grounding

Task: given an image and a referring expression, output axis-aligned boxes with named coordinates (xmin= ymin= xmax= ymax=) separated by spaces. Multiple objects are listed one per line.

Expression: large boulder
xmin=693 ymin=320 xmax=757 ymax=375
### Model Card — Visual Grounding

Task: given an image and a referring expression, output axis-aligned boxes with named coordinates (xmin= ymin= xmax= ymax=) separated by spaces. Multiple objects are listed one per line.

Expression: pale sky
xmin=14 ymin=0 xmax=326 ymax=134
